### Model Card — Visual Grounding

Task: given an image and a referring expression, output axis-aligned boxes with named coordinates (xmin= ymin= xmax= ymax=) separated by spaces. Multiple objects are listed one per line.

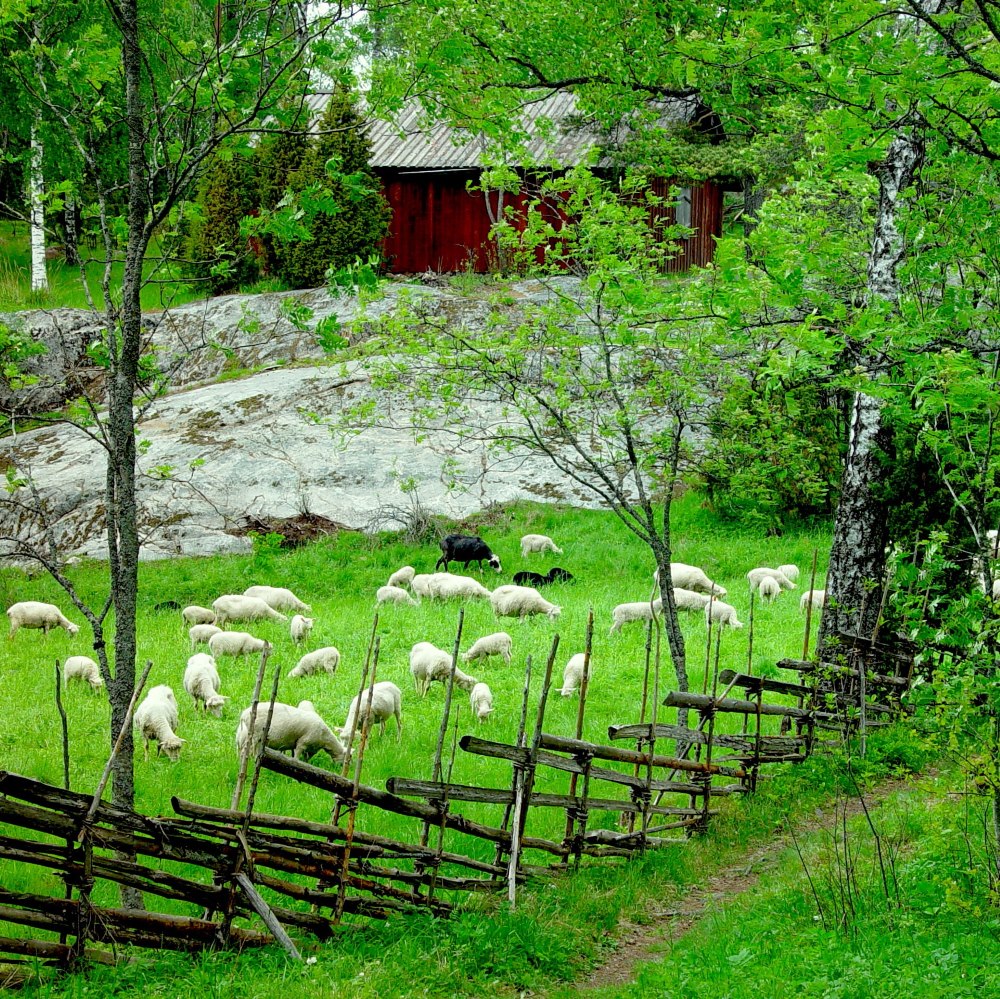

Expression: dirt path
xmin=579 ymin=778 xmax=910 ymax=993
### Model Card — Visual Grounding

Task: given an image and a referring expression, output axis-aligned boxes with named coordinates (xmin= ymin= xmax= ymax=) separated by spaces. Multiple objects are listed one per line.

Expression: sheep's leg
xmin=395 ymin=714 xmax=402 ymax=742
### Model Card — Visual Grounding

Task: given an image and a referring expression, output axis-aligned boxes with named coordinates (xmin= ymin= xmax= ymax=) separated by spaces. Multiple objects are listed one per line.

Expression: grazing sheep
xmin=520 ymin=534 xmax=563 ymax=557
xmin=181 ymin=605 xmax=216 ymax=627
xmin=757 ymin=576 xmax=782 ymax=603
xmin=133 ymin=685 xmax=184 ymax=761
xmin=242 ymin=585 xmax=311 ymax=613
xmin=63 ymin=656 xmax=104 ymax=692
xmin=183 ymin=654 xmax=227 ymax=718
xmin=490 ymin=585 xmax=561 ymax=621
xmin=212 ymin=594 xmax=288 ymax=627
xmin=671 ymin=588 xmax=712 ymax=612
xmin=288 ymin=646 xmax=341 ymax=678
xmin=386 ymin=566 xmax=416 ymax=589
xmin=154 ymin=600 xmax=182 ymax=612
xmin=409 ymin=642 xmax=478 ymax=697
xmin=560 ymin=653 xmax=590 ymax=696
xmin=7 ymin=601 xmax=80 ymax=639
xmin=340 ymin=682 xmax=403 ymax=741
xmin=777 ymin=564 xmax=800 ymax=584
xmin=376 ymin=584 xmax=419 ymax=606
xmin=208 ymin=631 xmax=271 ymax=660
xmin=469 ymin=682 xmax=494 ymax=722
xmin=512 ymin=567 xmax=574 ymax=587
xmin=609 ymin=599 xmax=663 ymax=634
xmin=463 ymin=632 xmax=513 ymax=666
xmin=290 ymin=614 xmax=314 ymax=645
xmin=747 ymin=568 xmax=796 ymax=592
xmin=800 ymin=589 xmax=827 ymax=612
xmin=435 ymin=534 xmax=502 ymax=573
xmin=189 ymin=624 xmax=222 ymax=651
xmin=705 ymin=600 xmax=744 ymax=629
xmin=546 ymin=567 xmax=574 ymax=583
xmin=424 ymin=573 xmax=493 ymax=600
xmin=655 ymin=565 xmax=726 ymax=596
xmin=235 ymin=700 xmax=348 ymax=765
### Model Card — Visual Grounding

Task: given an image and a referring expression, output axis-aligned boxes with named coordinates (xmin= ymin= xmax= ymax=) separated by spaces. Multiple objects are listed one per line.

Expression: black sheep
xmin=512 ymin=567 xmax=575 ymax=587
xmin=435 ymin=534 xmax=503 ymax=572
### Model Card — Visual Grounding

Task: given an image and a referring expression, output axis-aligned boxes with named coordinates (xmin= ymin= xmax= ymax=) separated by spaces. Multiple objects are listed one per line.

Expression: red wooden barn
xmin=362 ymin=93 xmax=726 ymax=275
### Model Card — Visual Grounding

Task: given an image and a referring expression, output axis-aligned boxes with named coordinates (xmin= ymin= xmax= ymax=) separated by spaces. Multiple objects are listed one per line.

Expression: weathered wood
xmin=234 ymin=872 xmax=300 ymax=960
xmin=776 ymin=658 xmax=909 ymax=687
xmin=718 ymin=669 xmax=814 ymax=699
xmin=663 ymin=691 xmax=811 ymax=719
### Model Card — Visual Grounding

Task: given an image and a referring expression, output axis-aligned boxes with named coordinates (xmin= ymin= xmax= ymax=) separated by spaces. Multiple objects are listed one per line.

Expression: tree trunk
xmin=64 ymin=193 xmax=80 ymax=267
xmin=28 ymin=113 xmax=48 ymax=294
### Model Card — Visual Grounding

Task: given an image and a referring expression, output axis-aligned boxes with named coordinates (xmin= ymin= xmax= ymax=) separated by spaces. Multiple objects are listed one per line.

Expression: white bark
xmin=29 ymin=114 xmax=48 ymax=294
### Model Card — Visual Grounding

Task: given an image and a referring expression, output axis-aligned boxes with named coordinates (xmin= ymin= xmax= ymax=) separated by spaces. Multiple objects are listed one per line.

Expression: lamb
xmin=63 ymin=656 xmax=104 ymax=692
xmin=560 ymin=653 xmax=590 ymax=696
xmin=705 ymin=600 xmax=744 ymax=629
xmin=655 ymin=565 xmax=726 ymax=596
xmin=290 ymin=614 xmax=314 ymax=645
xmin=747 ymin=567 xmax=796 ymax=591
xmin=133 ymin=685 xmax=184 ymax=761
xmin=376 ymin=585 xmax=418 ymax=606
xmin=435 ymin=534 xmax=502 ymax=573
xmin=235 ymin=700 xmax=348 ymax=765
xmin=777 ymin=564 xmax=800 ymax=584
xmin=409 ymin=642 xmax=478 ymax=697
xmin=463 ymin=632 xmax=513 ymax=666
xmin=7 ymin=601 xmax=80 ymax=639
xmin=469 ymin=682 xmax=494 ymax=722
xmin=757 ymin=576 xmax=782 ymax=603
xmin=189 ymin=624 xmax=222 ymax=651
xmin=800 ymin=589 xmax=827 ymax=612
xmin=512 ymin=566 xmax=574 ymax=587
xmin=671 ymin=588 xmax=711 ymax=612
xmin=490 ymin=585 xmax=561 ymax=621
xmin=520 ymin=534 xmax=563 ymax=557
xmin=208 ymin=631 xmax=271 ymax=660
xmin=386 ymin=566 xmax=416 ymax=589
xmin=212 ymin=594 xmax=288 ymax=627
xmin=340 ymin=681 xmax=403 ymax=741
xmin=609 ymin=599 xmax=663 ymax=634
xmin=181 ymin=605 xmax=216 ymax=627
xmin=183 ymin=653 xmax=227 ymax=718
xmin=242 ymin=585 xmax=311 ymax=613
xmin=288 ymin=646 xmax=341 ymax=678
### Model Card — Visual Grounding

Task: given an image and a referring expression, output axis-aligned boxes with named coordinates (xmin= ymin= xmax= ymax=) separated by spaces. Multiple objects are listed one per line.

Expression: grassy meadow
xmin=3 ymin=496 xmax=998 ymax=996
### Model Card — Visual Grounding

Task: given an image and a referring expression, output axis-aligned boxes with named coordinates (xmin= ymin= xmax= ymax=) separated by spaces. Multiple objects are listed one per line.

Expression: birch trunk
xmin=28 ymin=114 xmax=48 ymax=293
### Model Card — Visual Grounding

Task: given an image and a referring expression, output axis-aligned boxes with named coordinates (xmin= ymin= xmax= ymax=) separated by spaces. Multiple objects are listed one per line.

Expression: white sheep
xmin=993 ymin=579 xmax=1000 ymax=600
xmin=208 ymin=631 xmax=271 ymax=660
xmin=212 ymin=594 xmax=288 ymax=627
xmin=235 ymin=699 xmax=348 ymax=765
xmin=409 ymin=573 xmax=438 ymax=599
xmin=290 ymin=614 xmax=314 ymax=645
xmin=376 ymin=585 xmax=418 ymax=606
xmin=409 ymin=642 xmax=478 ymax=697
xmin=415 ymin=573 xmax=492 ymax=601
xmin=747 ymin=567 xmax=796 ymax=591
xmin=560 ymin=653 xmax=590 ymax=696
xmin=757 ymin=576 xmax=782 ymax=603
xmin=288 ymin=646 xmax=341 ymax=678
xmin=386 ymin=566 xmax=416 ymax=589
xmin=671 ymin=588 xmax=711 ymax=612
xmin=183 ymin=653 xmax=227 ymax=718
xmin=462 ymin=632 xmax=513 ymax=666
xmin=609 ymin=599 xmax=663 ymax=635
xmin=469 ymin=682 xmax=494 ymax=722
xmin=800 ymin=589 xmax=827 ymax=612
xmin=340 ymin=681 xmax=403 ymax=741
xmin=520 ymin=533 xmax=563 ymax=557
xmin=63 ymin=655 xmax=104 ymax=692
xmin=705 ymin=599 xmax=744 ymax=629
xmin=655 ymin=565 xmax=726 ymax=596
xmin=133 ymin=685 xmax=184 ymax=761
xmin=489 ymin=585 xmax=561 ymax=621
xmin=242 ymin=585 xmax=311 ymax=613
xmin=777 ymin=564 xmax=800 ymax=584
xmin=189 ymin=623 xmax=222 ymax=651
xmin=181 ymin=605 xmax=216 ymax=627
xmin=7 ymin=601 xmax=80 ymax=639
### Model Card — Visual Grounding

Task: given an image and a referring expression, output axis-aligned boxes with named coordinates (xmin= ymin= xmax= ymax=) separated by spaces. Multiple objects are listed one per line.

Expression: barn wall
xmin=650 ymin=178 xmax=723 ymax=272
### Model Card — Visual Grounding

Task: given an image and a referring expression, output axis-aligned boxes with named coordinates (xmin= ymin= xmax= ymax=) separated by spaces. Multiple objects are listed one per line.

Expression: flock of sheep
xmin=4 ymin=531 xmax=828 ymax=770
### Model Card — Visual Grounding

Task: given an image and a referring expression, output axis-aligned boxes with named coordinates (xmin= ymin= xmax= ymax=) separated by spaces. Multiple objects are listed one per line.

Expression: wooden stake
xmin=54 ymin=661 xmax=69 ymax=792
xmin=231 ymin=647 xmax=271 ymax=811
xmin=803 ymin=548 xmax=819 ymax=659
xmin=494 ymin=654 xmax=533 ymax=868
xmin=564 ymin=610 xmax=594 ymax=860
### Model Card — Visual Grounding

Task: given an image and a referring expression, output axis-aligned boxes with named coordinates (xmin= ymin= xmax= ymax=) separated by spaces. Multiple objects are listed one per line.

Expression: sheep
xmin=705 ymin=599 xmax=744 ymax=629
xmin=376 ymin=584 xmax=418 ymax=606
xmin=757 ymin=576 xmax=782 ymax=603
xmin=512 ymin=567 xmax=575 ymax=586
xmin=993 ymin=579 xmax=1000 ymax=601
xmin=560 ymin=653 xmax=590 ymax=696
xmin=235 ymin=700 xmax=348 ymax=765
xmin=290 ymin=614 xmax=314 ymax=645
xmin=435 ymin=534 xmax=502 ymax=573
xmin=490 ymin=584 xmax=561 ymax=621
xmin=671 ymin=588 xmax=711 ymax=612
xmin=520 ymin=534 xmax=563 ymax=557
xmin=423 ymin=573 xmax=492 ymax=600
xmin=133 ymin=685 xmax=184 ymax=761
xmin=183 ymin=653 xmax=227 ymax=718
xmin=154 ymin=600 xmax=181 ymax=612
xmin=800 ymin=589 xmax=827 ymax=612
xmin=777 ymin=564 xmax=800 ymax=584
xmin=655 ymin=565 xmax=726 ymax=596
xmin=469 ymin=682 xmax=494 ymax=722
xmin=463 ymin=632 xmax=513 ymax=666
xmin=63 ymin=655 xmax=104 ymax=692
xmin=340 ymin=681 xmax=403 ymax=741
xmin=7 ymin=601 xmax=80 ymax=639
xmin=747 ymin=568 xmax=796 ymax=592
xmin=212 ymin=594 xmax=288 ymax=627
xmin=208 ymin=631 xmax=271 ymax=660
xmin=288 ymin=646 xmax=341 ymax=678
xmin=386 ymin=566 xmax=416 ymax=589
xmin=242 ymin=585 xmax=311 ymax=613
xmin=189 ymin=623 xmax=222 ymax=651
xmin=181 ymin=605 xmax=216 ymax=627
xmin=409 ymin=642 xmax=478 ymax=697
xmin=609 ymin=599 xmax=663 ymax=634
xmin=546 ymin=567 xmax=574 ymax=583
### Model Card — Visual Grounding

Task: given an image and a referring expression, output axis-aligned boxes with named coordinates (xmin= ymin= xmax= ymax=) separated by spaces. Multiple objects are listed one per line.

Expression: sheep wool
xmin=212 ymin=594 xmax=288 ymax=627
xmin=800 ymin=589 xmax=827 ymax=613
xmin=706 ymin=600 xmax=744 ymax=629
xmin=462 ymin=632 xmax=513 ymax=666
xmin=134 ymin=685 xmax=184 ymax=761
xmin=209 ymin=631 xmax=271 ymax=660
xmin=181 ymin=605 xmax=216 ymax=627
xmin=386 ymin=566 xmax=416 ymax=589
xmin=469 ymin=682 xmax=494 ymax=722
xmin=340 ymin=682 xmax=403 ymax=741
xmin=7 ymin=601 xmax=80 ymax=638
xmin=609 ymin=600 xmax=663 ymax=635
xmin=243 ymin=585 xmax=311 ymax=613
xmin=520 ymin=534 xmax=563 ymax=557
xmin=189 ymin=624 xmax=222 ymax=651
xmin=288 ymin=647 xmax=341 ymax=678
xmin=290 ymin=614 xmax=314 ymax=645
xmin=376 ymin=585 xmax=418 ymax=606
xmin=235 ymin=700 xmax=348 ymax=765
xmin=489 ymin=585 xmax=561 ymax=621
xmin=63 ymin=656 xmax=104 ymax=691
xmin=183 ymin=654 xmax=226 ymax=717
